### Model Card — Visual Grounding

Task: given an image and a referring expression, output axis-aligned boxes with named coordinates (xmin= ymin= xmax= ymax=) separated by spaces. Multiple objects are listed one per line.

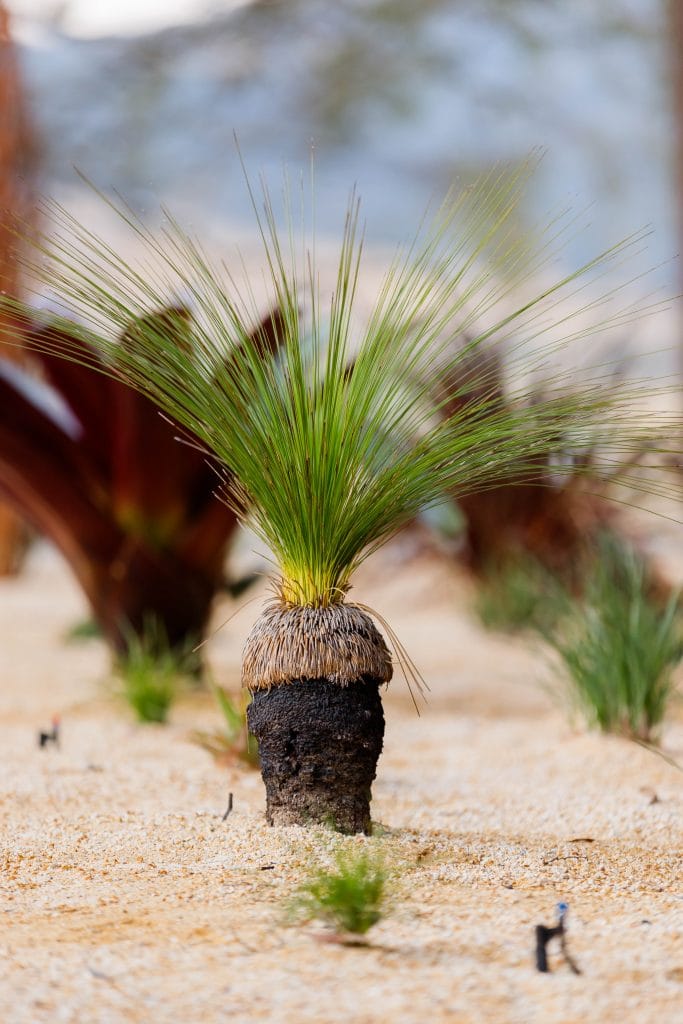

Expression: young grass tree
xmin=14 ymin=164 xmax=680 ymax=832
xmin=550 ymin=534 xmax=682 ymax=741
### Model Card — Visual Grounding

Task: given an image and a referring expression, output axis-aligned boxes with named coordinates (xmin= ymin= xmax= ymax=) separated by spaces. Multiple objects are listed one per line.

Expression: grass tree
xmin=12 ymin=164 xmax=680 ymax=832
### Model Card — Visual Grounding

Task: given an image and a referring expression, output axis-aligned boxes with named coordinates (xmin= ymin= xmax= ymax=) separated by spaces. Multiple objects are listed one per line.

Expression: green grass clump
xmin=475 ymin=555 xmax=565 ymax=634
xmin=117 ymin=621 xmax=194 ymax=724
xmin=550 ymin=536 xmax=682 ymax=741
xmin=290 ymin=850 xmax=386 ymax=937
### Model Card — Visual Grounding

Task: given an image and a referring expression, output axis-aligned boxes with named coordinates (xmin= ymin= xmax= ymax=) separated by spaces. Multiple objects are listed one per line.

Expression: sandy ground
xmin=0 ymin=537 xmax=682 ymax=1024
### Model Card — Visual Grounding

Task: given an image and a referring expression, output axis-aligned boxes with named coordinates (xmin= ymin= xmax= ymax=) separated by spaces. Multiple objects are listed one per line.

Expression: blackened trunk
xmin=247 ymin=677 xmax=385 ymax=834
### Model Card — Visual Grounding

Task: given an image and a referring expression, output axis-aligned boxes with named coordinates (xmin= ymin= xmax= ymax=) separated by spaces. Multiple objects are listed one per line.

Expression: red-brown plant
xmin=0 ymin=2 xmax=39 ymax=573
xmin=0 ymin=304 xmax=284 ymax=656
xmin=436 ymin=345 xmax=621 ymax=581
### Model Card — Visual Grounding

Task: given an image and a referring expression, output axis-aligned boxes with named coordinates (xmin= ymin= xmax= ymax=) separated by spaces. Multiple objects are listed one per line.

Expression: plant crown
xmin=11 ymin=162 xmax=679 ymax=607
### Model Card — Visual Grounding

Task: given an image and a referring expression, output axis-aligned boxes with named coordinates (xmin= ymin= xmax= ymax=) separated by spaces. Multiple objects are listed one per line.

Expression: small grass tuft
xmin=289 ymin=849 xmax=387 ymax=938
xmin=116 ymin=619 xmax=195 ymax=724
xmin=550 ymin=535 xmax=682 ymax=742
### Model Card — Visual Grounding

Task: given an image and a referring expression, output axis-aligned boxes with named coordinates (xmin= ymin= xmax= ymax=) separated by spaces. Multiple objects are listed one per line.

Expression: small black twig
xmin=221 ymin=792 xmax=234 ymax=821
xmin=38 ymin=715 xmax=60 ymax=749
xmin=535 ymin=902 xmax=581 ymax=975
xmin=560 ymin=931 xmax=582 ymax=976
xmin=535 ymin=924 xmax=554 ymax=973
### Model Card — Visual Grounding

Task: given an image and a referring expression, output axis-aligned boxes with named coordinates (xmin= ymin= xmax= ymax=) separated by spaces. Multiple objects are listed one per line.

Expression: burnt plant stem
xmin=247 ymin=678 xmax=385 ymax=834
xmin=243 ymin=602 xmax=392 ymax=833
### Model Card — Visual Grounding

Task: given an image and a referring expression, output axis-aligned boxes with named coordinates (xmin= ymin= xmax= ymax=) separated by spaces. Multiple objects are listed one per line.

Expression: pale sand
xmin=0 ymin=538 xmax=681 ymax=1024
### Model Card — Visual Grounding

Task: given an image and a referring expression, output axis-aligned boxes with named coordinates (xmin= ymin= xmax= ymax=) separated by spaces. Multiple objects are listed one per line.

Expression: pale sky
xmin=10 ymin=0 xmax=250 ymax=38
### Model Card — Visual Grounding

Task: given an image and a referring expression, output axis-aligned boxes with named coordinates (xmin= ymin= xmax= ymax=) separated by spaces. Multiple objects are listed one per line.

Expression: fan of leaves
xmin=5 ymin=162 xmax=681 ymax=614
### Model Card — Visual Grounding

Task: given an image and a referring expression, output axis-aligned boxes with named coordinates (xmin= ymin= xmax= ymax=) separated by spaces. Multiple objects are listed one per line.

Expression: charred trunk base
xmin=247 ymin=677 xmax=385 ymax=834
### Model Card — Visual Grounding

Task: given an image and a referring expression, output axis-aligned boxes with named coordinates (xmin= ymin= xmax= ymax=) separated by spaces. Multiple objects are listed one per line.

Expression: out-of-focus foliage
xmin=20 ymin=1 xmax=670 ymax=280
xmin=474 ymin=554 xmax=567 ymax=635
xmin=116 ymin=617 xmax=196 ymax=724
xmin=549 ymin=534 xmax=682 ymax=742
xmin=190 ymin=686 xmax=259 ymax=768
xmin=435 ymin=345 xmax=643 ymax=586
xmin=0 ymin=303 xmax=284 ymax=657
xmin=0 ymin=3 xmax=39 ymax=575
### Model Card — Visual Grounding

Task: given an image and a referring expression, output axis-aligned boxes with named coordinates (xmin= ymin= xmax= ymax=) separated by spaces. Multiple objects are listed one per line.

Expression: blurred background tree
xmin=0 ymin=3 xmax=38 ymax=574
xmin=13 ymin=1 xmax=674 ymax=292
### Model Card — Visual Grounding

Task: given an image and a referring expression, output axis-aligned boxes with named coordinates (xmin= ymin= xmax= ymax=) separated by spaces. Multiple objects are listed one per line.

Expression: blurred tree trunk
xmin=0 ymin=4 xmax=38 ymax=574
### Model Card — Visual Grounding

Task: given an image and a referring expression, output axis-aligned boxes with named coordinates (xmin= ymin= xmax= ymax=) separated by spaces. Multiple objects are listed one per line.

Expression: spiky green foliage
xmin=289 ymin=849 xmax=386 ymax=936
xmin=550 ymin=535 xmax=682 ymax=741
xmin=12 ymin=163 xmax=679 ymax=608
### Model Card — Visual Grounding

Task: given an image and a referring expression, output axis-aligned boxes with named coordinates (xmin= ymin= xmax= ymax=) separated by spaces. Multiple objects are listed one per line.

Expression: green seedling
xmin=289 ymin=850 xmax=387 ymax=940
